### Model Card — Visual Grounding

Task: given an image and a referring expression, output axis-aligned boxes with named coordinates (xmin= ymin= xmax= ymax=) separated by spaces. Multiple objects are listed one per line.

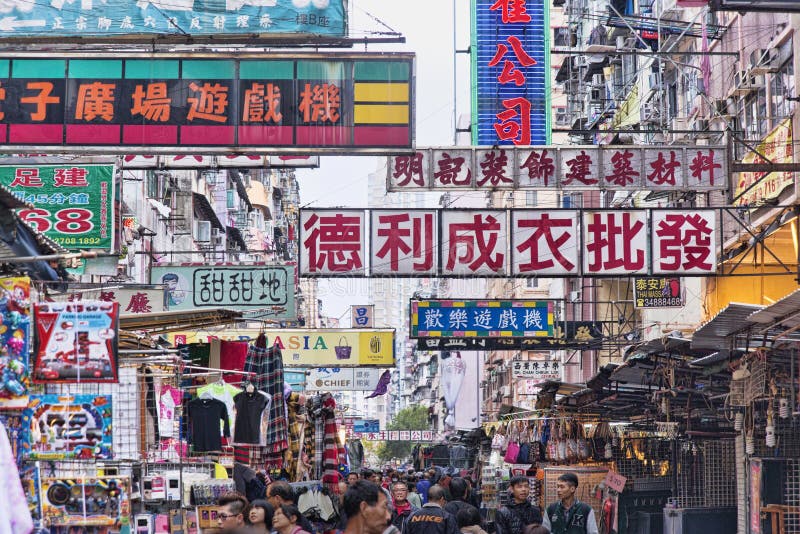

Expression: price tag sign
xmin=604 ymin=470 xmax=627 ymax=493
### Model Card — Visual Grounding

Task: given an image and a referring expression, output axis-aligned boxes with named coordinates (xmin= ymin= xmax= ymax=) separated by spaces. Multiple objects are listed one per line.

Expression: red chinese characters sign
xmin=0 ymin=54 xmax=413 ymax=154
xmin=387 ymin=146 xmax=728 ymax=191
xmin=300 ymin=208 xmax=718 ymax=277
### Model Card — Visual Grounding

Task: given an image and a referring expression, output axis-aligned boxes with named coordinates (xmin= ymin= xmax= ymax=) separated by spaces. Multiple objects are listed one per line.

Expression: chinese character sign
xmin=0 ymin=164 xmax=114 ymax=249
xmin=300 ymin=208 xmax=721 ymax=277
xmin=473 ymin=0 xmax=548 ymax=145
xmin=0 ymin=1 xmax=347 ymax=39
xmin=411 ymin=300 xmax=554 ymax=338
xmin=511 ymin=358 xmax=562 ymax=383
xmin=49 ymin=285 xmax=167 ymax=313
xmin=441 ymin=210 xmax=508 ymax=276
xmin=351 ymin=305 xmax=374 ymax=328
xmin=149 ymin=265 xmax=295 ymax=319
xmin=32 ymin=301 xmax=120 ymax=383
xmin=301 ymin=210 xmax=366 ymax=275
xmin=634 ymin=277 xmax=684 ymax=308
xmin=0 ymin=54 xmax=413 ymax=152
xmin=371 ymin=210 xmax=437 ymax=275
xmin=387 ymin=146 xmax=728 ymax=191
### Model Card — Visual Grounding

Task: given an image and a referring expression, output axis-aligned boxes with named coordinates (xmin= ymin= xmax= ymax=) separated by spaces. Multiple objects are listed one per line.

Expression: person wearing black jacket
xmin=494 ymin=476 xmax=543 ymax=534
xmin=443 ymin=477 xmax=473 ymax=518
xmin=403 ymin=485 xmax=459 ymax=534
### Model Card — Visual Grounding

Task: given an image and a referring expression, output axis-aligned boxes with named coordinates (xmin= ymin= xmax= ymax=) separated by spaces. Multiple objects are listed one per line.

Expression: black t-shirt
xmin=187 ymin=398 xmax=230 ymax=451
xmin=233 ymin=391 xmax=268 ymax=444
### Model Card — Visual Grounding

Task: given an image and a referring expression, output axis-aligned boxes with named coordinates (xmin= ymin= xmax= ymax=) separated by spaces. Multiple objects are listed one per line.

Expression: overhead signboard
xmin=410 ymin=300 xmax=554 ymax=338
xmin=119 ymin=155 xmax=320 ymax=169
xmin=353 ymin=430 xmax=435 ymax=441
xmin=0 ymin=53 xmax=413 ymax=154
xmin=300 ymin=208 xmax=719 ymax=277
xmin=0 ymin=164 xmax=114 ymax=249
xmin=167 ymin=328 xmax=395 ymax=367
xmin=387 ymin=146 xmax=728 ymax=191
xmin=472 ymin=0 xmax=549 ymax=145
xmin=512 ymin=359 xmax=562 ymax=383
xmin=417 ymin=321 xmax=604 ymax=351
xmin=149 ymin=264 xmax=295 ymax=320
xmin=353 ymin=419 xmax=380 ymax=433
xmin=733 ymin=119 xmax=792 ymax=207
xmin=633 ymin=277 xmax=684 ymax=308
xmin=711 ymin=0 xmax=800 ymax=12
xmin=50 ymin=284 xmax=167 ymax=314
xmin=305 ymin=367 xmax=385 ymax=391
xmin=0 ymin=1 xmax=347 ymax=40
xmin=351 ymin=305 xmax=375 ymax=328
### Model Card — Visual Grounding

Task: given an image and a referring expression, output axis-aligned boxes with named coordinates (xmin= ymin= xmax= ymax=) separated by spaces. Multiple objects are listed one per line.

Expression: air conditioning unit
xmin=671 ymin=117 xmax=690 ymax=142
xmin=193 ymin=220 xmax=211 ymax=243
xmin=749 ymin=48 xmax=780 ymax=75
xmin=733 ymin=70 xmax=763 ymax=95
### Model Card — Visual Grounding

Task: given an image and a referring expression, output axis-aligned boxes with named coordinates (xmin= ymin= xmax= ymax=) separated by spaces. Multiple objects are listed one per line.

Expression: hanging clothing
xmin=0 ymin=422 xmax=33 ymax=534
xmin=321 ymin=394 xmax=345 ymax=490
xmin=220 ymin=340 xmax=249 ymax=383
xmin=285 ymin=392 xmax=305 ymax=477
xmin=243 ymin=344 xmax=288 ymax=452
xmin=233 ymin=390 xmax=269 ymax=444
xmin=187 ymin=398 xmax=230 ymax=452
xmin=157 ymin=384 xmax=182 ymax=439
xmin=198 ymin=381 xmax=242 ymax=435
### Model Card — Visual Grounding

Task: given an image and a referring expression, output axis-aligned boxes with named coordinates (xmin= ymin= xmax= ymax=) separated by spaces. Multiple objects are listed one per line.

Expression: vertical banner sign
xmin=472 ymin=0 xmax=549 ymax=145
xmin=0 ymin=165 xmax=114 ymax=249
xmin=32 ymin=301 xmax=120 ymax=383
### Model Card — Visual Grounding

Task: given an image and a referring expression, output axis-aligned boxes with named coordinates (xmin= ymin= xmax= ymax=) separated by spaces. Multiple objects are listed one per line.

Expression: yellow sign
xmin=170 ymin=328 xmax=395 ymax=368
xmin=735 ymin=118 xmax=794 ymax=206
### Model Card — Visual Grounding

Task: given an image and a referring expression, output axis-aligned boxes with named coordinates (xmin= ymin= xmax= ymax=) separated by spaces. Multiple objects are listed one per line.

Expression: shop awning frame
xmin=120 ymin=308 xmax=243 ymax=336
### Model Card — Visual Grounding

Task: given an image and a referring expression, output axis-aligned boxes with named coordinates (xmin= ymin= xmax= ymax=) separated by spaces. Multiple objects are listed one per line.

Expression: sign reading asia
xmin=0 ymin=54 xmax=413 ymax=153
xmin=411 ymin=300 xmax=554 ymax=338
xmin=0 ymin=164 xmax=114 ymax=249
xmin=387 ymin=146 xmax=728 ymax=191
xmin=0 ymin=1 xmax=347 ymax=39
xmin=472 ymin=0 xmax=549 ymax=145
xmin=299 ymin=208 xmax=719 ymax=277
xmin=149 ymin=264 xmax=294 ymax=320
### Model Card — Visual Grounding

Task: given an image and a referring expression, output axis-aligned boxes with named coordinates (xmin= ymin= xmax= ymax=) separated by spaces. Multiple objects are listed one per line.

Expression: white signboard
xmin=300 ymin=210 xmax=366 ymax=275
xmin=512 ymin=359 xmax=563 ymax=383
xmin=441 ymin=210 xmax=508 ymax=276
xmin=305 ymin=368 xmax=384 ymax=391
xmin=387 ymin=146 xmax=727 ymax=191
xmin=511 ymin=210 xmax=580 ymax=275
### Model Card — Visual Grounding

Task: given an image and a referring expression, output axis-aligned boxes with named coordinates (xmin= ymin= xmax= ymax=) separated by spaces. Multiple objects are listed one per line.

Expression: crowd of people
xmin=213 ymin=468 xmax=597 ymax=534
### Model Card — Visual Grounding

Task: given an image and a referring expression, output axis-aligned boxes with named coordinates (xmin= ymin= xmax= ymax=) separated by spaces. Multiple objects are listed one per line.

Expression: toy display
xmin=23 ymin=395 xmax=113 ymax=460
xmin=0 ymin=277 xmax=31 ymax=408
xmin=33 ymin=301 xmax=120 ymax=383
xmin=41 ymin=476 xmax=131 ymax=527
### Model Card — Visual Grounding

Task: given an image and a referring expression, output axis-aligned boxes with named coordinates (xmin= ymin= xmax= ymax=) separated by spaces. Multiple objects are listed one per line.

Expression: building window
xmin=555 ymin=106 xmax=568 ymax=125
xmin=553 ymin=27 xmax=570 ymax=47
xmin=525 ymin=191 xmax=538 ymax=207
xmin=526 ymin=278 xmax=538 ymax=288
xmin=770 ymin=47 xmax=794 ymax=130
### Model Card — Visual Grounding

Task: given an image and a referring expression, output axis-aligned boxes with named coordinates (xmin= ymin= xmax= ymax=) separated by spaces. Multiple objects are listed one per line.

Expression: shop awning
xmin=192 ymin=192 xmax=225 ymax=231
xmin=226 ymin=226 xmax=248 ymax=251
xmin=690 ymin=303 xmax=763 ymax=349
xmin=230 ymin=171 xmax=253 ymax=212
xmin=747 ymin=288 xmax=800 ymax=330
xmin=120 ymin=308 xmax=243 ymax=336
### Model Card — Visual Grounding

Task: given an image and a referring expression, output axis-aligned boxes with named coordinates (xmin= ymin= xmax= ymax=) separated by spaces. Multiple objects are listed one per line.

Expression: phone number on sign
xmin=17 ymin=208 xmax=95 ymax=235
xmin=637 ymin=297 xmax=683 ymax=307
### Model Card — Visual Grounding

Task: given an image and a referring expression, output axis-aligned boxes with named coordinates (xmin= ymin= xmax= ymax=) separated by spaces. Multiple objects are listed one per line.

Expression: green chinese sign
xmin=0 ymin=164 xmax=114 ymax=250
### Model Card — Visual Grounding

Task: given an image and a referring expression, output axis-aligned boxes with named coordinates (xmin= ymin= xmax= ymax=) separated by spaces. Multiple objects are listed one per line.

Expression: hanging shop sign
xmin=167 ymin=328 xmax=395 ymax=367
xmin=417 ymin=321 xmax=604 ymax=350
xmin=353 ymin=419 xmax=380 ymax=433
xmin=41 ymin=476 xmax=130 ymax=527
xmin=0 ymin=164 xmax=114 ymax=249
xmin=712 ymin=0 xmax=800 ymax=12
xmin=633 ymin=277 xmax=684 ymax=308
xmin=512 ymin=359 xmax=562 ymax=382
xmin=472 ymin=0 xmax=549 ymax=145
xmin=0 ymin=277 xmax=32 ymax=409
xmin=0 ymin=1 xmax=346 ymax=40
xmin=23 ymin=394 xmax=113 ymax=460
xmin=387 ymin=146 xmax=728 ymax=191
xmin=149 ymin=264 xmax=294 ymax=320
xmin=734 ymin=119 xmax=792 ymax=207
xmin=0 ymin=54 xmax=413 ymax=154
xmin=32 ymin=301 xmax=120 ymax=383
xmin=410 ymin=300 xmax=554 ymax=338
xmin=119 ymin=155 xmax=320 ymax=169
xmin=305 ymin=367 xmax=385 ymax=391
xmin=353 ymin=430 xmax=436 ymax=441
xmin=49 ymin=284 xmax=168 ymax=314
xmin=300 ymin=208 xmax=719 ymax=277
xmin=351 ymin=305 xmax=375 ymax=328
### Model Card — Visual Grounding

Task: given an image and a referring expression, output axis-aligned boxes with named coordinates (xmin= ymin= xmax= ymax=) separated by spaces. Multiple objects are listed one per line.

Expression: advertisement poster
xmin=0 ymin=277 xmax=32 ymax=409
xmin=633 ymin=277 xmax=683 ymax=308
xmin=32 ymin=301 xmax=119 ymax=383
xmin=22 ymin=395 xmax=113 ymax=460
xmin=0 ymin=165 xmax=114 ymax=250
xmin=305 ymin=367 xmax=385 ymax=391
xmin=735 ymin=118 xmax=793 ymax=207
xmin=41 ymin=476 xmax=130 ymax=527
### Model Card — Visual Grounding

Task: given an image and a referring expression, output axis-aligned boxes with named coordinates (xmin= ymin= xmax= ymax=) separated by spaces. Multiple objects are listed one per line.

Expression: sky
xmin=297 ymin=0 xmax=471 ymax=325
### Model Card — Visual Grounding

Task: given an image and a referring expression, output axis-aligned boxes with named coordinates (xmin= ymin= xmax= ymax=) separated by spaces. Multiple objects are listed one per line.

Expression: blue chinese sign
xmin=353 ymin=419 xmax=380 ymax=433
xmin=471 ymin=0 xmax=550 ymax=145
xmin=410 ymin=300 xmax=554 ymax=338
xmin=0 ymin=1 xmax=346 ymax=39
xmin=351 ymin=305 xmax=374 ymax=328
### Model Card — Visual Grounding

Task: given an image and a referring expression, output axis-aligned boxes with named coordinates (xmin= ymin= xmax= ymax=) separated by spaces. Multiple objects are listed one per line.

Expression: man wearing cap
xmin=542 ymin=472 xmax=599 ymax=534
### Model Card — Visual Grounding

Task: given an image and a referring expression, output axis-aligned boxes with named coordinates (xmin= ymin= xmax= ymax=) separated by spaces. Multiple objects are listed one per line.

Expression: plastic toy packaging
xmin=0 ymin=277 xmax=32 ymax=406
